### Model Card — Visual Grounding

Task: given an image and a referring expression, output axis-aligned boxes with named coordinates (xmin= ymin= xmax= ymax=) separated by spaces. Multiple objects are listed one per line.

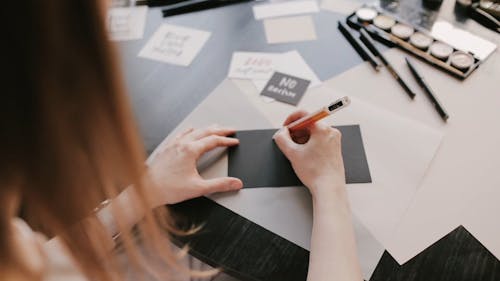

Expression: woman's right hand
xmin=273 ymin=110 xmax=346 ymax=198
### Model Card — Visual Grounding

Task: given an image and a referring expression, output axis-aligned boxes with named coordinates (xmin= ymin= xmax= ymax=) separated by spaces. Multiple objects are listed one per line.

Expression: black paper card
xmin=228 ymin=125 xmax=371 ymax=188
xmin=260 ymin=72 xmax=311 ymax=106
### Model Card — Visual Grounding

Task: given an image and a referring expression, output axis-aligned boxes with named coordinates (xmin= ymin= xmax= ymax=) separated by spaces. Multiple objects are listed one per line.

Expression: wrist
xmin=310 ymin=180 xmax=349 ymax=207
xmin=310 ymin=176 xmax=345 ymax=196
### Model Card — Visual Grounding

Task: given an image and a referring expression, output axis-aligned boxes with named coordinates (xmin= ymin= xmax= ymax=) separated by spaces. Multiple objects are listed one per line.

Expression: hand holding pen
xmin=273 ymin=104 xmax=348 ymax=192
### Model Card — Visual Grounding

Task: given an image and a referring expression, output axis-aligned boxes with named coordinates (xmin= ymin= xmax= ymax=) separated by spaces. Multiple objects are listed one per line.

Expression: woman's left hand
xmin=148 ymin=125 xmax=243 ymax=206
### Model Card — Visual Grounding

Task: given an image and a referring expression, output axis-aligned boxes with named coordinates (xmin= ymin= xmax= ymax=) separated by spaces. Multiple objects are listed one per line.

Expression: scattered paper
xmin=263 ymin=15 xmax=317 ymax=44
xmin=320 ymin=0 xmax=362 ymax=15
xmin=150 ymin=80 xmax=385 ymax=280
xmin=107 ymin=6 xmax=148 ymax=41
xmin=138 ymin=24 xmax=211 ymax=66
xmin=253 ymin=0 xmax=319 ymax=20
xmin=227 ymin=52 xmax=280 ymax=80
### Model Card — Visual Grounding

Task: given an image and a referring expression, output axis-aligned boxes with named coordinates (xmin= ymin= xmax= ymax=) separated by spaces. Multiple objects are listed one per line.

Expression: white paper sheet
xmin=263 ymin=15 xmax=317 ymax=45
xmin=430 ymin=21 xmax=497 ymax=61
xmin=253 ymin=0 xmax=319 ymax=20
xmin=321 ymin=47 xmax=500 ymax=264
xmin=149 ymin=80 xmax=385 ymax=280
xmin=252 ymin=50 xmax=321 ymax=92
xmin=138 ymin=24 xmax=211 ymax=66
xmin=232 ymin=79 xmax=443 ymax=254
xmin=107 ymin=6 xmax=148 ymax=41
xmin=320 ymin=0 xmax=362 ymax=15
xmin=227 ymin=52 xmax=281 ymax=80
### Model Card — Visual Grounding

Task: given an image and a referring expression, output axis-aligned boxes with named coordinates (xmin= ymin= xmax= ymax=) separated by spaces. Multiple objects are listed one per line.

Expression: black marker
xmin=359 ymin=28 xmax=416 ymax=100
xmin=162 ymin=0 xmax=252 ymax=17
xmin=337 ymin=21 xmax=381 ymax=72
xmin=405 ymin=57 xmax=449 ymax=122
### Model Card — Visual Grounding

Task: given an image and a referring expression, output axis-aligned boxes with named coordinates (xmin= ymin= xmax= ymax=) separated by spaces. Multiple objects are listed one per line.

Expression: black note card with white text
xmin=260 ymin=72 xmax=311 ymax=106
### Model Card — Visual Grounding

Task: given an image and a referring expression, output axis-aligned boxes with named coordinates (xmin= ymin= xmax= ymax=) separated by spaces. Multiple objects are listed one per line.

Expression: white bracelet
xmin=94 ymin=200 xmax=121 ymax=241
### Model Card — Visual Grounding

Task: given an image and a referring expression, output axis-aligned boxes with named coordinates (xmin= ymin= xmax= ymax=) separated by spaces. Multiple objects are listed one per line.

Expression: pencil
xmin=405 ymin=57 xmax=449 ymax=121
xmin=359 ymin=28 xmax=417 ymax=100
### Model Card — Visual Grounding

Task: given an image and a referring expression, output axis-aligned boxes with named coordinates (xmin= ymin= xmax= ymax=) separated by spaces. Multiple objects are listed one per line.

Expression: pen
xmin=359 ymin=28 xmax=417 ymax=100
xmin=338 ymin=21 xmax=381 ymax=72
xmin=405 ymin=57 xmax=449 ymax=122
xmin=136 ymin=0 xmax=191 ymax=7
xmin=162 ymin=0 xmax=253 ymax=17
xmin=286 ymin=96 xmax=351 ymax=132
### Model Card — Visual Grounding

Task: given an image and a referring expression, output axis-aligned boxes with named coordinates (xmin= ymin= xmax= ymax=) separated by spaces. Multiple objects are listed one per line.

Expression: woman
xmin=0 ymin=1 xmax=362 ymax=280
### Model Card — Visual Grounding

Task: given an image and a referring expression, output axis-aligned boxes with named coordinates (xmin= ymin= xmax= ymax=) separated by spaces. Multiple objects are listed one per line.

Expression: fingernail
xmin=272 ymin=128 xmax=283 ymax=140
xmin=231 ymin=181 xmax=242 ymax=189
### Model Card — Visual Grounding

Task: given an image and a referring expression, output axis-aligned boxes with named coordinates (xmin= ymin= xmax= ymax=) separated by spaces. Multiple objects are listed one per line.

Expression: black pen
xmin=405 ymin=57 xmax=449 ymax=122
xmin=162 ymin=0 xmax=252 ymax=17
xmin=136 ymin=0 xmax=191 ymax=7
xmin=359 ymin=28 xmax=416 ymax=100
xmin=337 ymin=21 xmax=381 ymax=71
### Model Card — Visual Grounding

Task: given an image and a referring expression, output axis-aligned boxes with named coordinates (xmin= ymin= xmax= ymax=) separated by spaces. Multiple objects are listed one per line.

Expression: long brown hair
xmin=0 ymin=1 xmax=188 ymax=280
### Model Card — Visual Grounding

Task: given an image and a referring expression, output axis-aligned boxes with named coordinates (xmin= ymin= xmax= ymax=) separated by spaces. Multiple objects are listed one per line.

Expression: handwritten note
xmin=138 ymin=24 xmax=211 ymax=66
xmin=107 ymin=6 xmax=148 ymax=41
xmin=227 ymin=52 xmax=280 ymax=80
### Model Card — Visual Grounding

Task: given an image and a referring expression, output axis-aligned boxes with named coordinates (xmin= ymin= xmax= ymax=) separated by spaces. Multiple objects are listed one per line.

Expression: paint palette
xmin=346 ymin=6 xmax=495 ymax=79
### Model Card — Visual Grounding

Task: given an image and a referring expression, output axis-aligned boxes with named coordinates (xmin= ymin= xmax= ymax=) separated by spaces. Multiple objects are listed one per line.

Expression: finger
xmin=309 ymin=122 xmax=339 ymax=143
xmin=273 ymin=128 xmax=298 ymax=159
xmin=174 ymin=127 xmax=195 ymax=142
xmin=283 ymin=110 xmax=309 ymax=126
xmin=192 ymin=135 xmax=239 ymax=156
xmin=200 ymin=177 xmax=243 ymax=194
xmin=290 ymin=128 xmax=310 ymax=144
xmin=283 ymin=110 xmax=310 ymax=143
xmin=184 ymin=125 xmax=236 ymax=141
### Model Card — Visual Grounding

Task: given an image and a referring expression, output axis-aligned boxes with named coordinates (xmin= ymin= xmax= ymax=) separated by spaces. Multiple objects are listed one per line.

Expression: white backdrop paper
xmin=231 ymin=80 xmax=443 ymax=253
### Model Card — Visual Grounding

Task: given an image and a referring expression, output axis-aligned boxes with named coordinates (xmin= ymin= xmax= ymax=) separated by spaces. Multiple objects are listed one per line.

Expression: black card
xmin=260 ymin=72 xmax=311 ymax=106
xmin=228 ymin=125 xmax=371 ymax=188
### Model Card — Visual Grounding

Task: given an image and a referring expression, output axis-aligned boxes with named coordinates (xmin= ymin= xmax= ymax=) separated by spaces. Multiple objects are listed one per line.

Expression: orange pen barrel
xmin=287 ymin=108 xmax=330 ymax=131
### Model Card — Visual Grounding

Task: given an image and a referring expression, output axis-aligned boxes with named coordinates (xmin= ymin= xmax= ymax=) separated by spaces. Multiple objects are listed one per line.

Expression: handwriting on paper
xmin=138 ymin=24 xmax=211 ymax=66
xmin=107 ymin=6 xmax=148 ymax=41
xmin=227 ymin=52 xmax=280 ymax=80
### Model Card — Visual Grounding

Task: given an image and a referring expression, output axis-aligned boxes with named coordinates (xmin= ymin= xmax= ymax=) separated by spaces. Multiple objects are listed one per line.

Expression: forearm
xmin=307 ymin=186 xmax=362 ymax=281
xmin=94 ymin=186 xmax=147 ymax=239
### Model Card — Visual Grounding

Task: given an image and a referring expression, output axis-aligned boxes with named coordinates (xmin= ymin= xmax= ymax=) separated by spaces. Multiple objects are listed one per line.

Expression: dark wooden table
xmin=119 ymin=1 xmax=500 ymax=280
